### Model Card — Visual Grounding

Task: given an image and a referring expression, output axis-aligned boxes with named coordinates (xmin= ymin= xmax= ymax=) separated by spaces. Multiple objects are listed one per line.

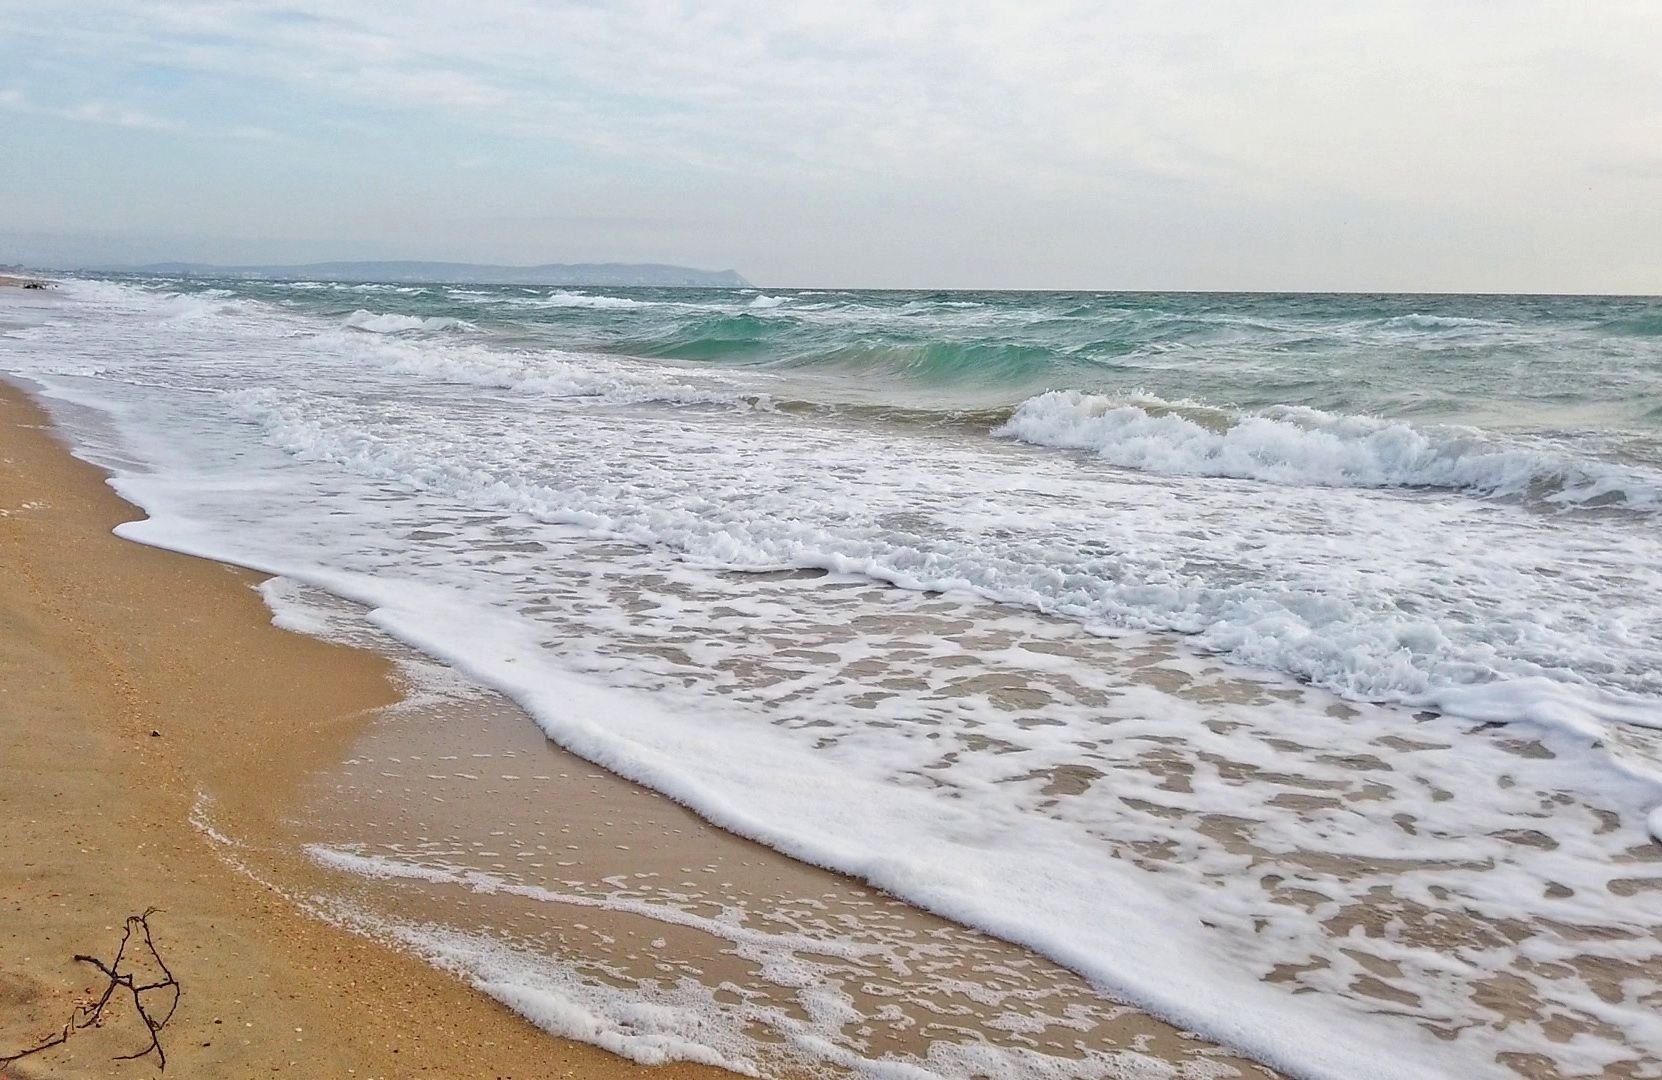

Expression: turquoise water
xmin=179 ymin=279 xmax=1662 ymax=440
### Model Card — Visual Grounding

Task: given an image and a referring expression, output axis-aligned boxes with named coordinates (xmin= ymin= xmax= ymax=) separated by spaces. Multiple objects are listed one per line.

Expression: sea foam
xmin=539 ymin=290 xmax=651 ymax=309
xmin=344 ymin=309 xmax=476 ymax=333
xmin=995 ymin=390 xmax=1662 ymax=509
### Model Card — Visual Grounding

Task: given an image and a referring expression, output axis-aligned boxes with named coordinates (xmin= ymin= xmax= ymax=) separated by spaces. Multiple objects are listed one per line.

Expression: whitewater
xmin=2 ymin=277 xmax=1660 ymax=1079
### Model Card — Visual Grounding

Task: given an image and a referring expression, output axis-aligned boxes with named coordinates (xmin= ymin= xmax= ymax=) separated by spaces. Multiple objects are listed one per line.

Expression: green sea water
xmin=143 ymin=278 xmax=1662 ymax=465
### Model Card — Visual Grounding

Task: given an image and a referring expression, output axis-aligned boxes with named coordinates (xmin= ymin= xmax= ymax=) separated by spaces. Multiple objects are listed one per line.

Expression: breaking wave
xmin=344 ymin=309 xmax=476 ymax=334
xmin=995 ymin=390 xmax=1662 ymax=509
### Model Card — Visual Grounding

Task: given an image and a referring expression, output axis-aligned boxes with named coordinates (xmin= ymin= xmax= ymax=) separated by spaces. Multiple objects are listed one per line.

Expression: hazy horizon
xmin=13 ymin=257 xmax=1662 ymax=298
xmin=3 ymin=3 xmax=1660 ymax=293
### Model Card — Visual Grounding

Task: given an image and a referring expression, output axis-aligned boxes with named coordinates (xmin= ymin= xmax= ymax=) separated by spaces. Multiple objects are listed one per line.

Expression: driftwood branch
xmin=1 ymin=909 xmax=180 ymax=1071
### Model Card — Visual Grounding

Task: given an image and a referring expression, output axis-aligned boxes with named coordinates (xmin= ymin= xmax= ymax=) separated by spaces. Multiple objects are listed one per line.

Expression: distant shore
xmin=0 ymin=379 xmax=730 ymax=1079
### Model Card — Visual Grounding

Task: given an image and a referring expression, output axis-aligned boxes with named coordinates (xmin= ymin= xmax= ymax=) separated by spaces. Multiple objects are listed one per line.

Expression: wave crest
xmin=537 ymin=290 xmax=650 ymax=310
xmin=322 ymin=331 xmax=754 ymax=408
xmin=994 ymin=391 xmax=1662 ymax=508
xmin=344 ymin=309 xmax=475 ymax=334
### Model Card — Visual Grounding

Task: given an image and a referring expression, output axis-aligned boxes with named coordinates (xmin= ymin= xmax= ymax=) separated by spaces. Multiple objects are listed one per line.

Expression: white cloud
xmin=66 ymin=100 xmax=178 ymax=130
xmin=2 ymin=1 xmax=1659 ymax=289
xmin=0 ymin=87 xmax=181 ymax=131
xmin=16 ymin=2 xmax=1651 ymax=189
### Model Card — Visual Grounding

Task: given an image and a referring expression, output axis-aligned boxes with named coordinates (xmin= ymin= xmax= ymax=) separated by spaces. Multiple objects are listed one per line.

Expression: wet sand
xmin=274 ymin=598 xmax=1276 ymax=1077
xmin=0 ymin=379 xmax=731 ymax=1078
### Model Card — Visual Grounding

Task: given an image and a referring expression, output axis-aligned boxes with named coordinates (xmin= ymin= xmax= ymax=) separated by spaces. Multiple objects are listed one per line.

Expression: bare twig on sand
xmin=1 ymin=909 xmax=181 ymax=1071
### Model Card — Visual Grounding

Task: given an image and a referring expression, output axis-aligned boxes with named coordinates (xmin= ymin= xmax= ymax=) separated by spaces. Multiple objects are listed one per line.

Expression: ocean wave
xmin=138 ymin=291 xmax=272 ymax=324
xmin=346 ymin=283 xmax=430 ymax=294
xmin=443 ymin=289 xmax=652 ymax=310
xmin=325 ymin=326 xmax=1034 ymax=424
xmin=1601 ymin=311 xmax=1662 ymax=337
xmin=635 ymin=313 xmax=790 ymax=360
xmin=344 ymin=309 xmax=477 ymax=334
xmin=1375 ymin=313 xmax=1511 ymax=332
xmin=323 ymin=332 xmax=754 ymax=408
xmin=802 ymin=341 xmax=1067 ymax=382
xmin=994 ymin=391 xmax=1662 ymax=508
xmin=537 ymin=290 xmax=651 ymax=310
xmin=637 ymin=314 xmax=1079 ymax=381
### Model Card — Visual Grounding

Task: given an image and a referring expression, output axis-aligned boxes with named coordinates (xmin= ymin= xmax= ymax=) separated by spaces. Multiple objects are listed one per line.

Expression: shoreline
xmin=3 ymin=273 xmax=1658 ymax=1077
xmin=0 ymin=378 xmax=731 ymax=1078
xmin=0 ymin=373 xmax=1276 ymax=1078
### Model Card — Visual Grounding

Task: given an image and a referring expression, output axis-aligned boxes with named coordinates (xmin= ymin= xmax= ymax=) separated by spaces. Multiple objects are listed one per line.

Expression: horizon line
xmin=11 ymin=260 xmax=1661 ymax=300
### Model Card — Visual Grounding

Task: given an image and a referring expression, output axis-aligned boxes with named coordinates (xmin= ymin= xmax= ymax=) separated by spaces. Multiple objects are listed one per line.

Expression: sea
xmin=2 ymin=277 xmax=1660 ymax=1080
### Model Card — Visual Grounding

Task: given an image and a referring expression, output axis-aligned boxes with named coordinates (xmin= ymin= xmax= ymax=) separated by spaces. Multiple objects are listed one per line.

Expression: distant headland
xmin=89 ymin=260 xmax=750 ymax=288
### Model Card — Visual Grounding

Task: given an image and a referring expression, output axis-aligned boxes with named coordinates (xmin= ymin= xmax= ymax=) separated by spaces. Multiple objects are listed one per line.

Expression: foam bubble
xmin=343 ymin=309 xmax=476 ymax=333
xmin=539 ymin=290 xmax=650 ymax=310
xmin=995 ymin=390 xmax=1662 ymax=509
xmin=310 ymin=331 xmax=757 ymax=407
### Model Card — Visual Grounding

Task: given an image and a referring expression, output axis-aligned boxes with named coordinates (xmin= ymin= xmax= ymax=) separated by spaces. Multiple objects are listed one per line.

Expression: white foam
xmin=343 ymin=308 xmax=475 ymax=333
xmin=995 ymin=390 xmax=1662 ymax=508
xmin=302 ymin=331 xmax=758 ymax=407
xmin=307 ymin=850 xmax=1243 ymax=1079
xmin=1376 ymin=312 xmax=1508 ymax=331
xmin=539 ymin=290 xmax=650 ymax=309
xmin=221 ymin=379 xmax=1662 ymax=726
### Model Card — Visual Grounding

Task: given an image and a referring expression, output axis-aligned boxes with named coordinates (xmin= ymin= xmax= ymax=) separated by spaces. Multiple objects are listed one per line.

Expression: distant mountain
xmin=103 ymin=260 xmax=750 ymax=288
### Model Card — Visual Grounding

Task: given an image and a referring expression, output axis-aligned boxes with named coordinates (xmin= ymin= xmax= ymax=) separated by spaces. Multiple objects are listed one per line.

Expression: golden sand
xmin=0 ymin=380 xmax=729 ymax=1079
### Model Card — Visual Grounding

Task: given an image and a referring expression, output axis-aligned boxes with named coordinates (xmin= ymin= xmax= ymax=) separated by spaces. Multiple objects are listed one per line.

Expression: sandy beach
xmin=0 ymin=378 xmax=733 ymax=1079
xmin=6 ymin=269 xmax=1657 ymax=1078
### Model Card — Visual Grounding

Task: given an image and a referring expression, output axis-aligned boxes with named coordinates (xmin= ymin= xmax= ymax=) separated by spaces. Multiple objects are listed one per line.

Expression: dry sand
xmin=0 ymin=380 xmax=730 ymax=1078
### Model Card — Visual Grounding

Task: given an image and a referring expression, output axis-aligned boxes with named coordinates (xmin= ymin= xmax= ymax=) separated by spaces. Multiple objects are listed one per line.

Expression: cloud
xmin=2 ymin=1 xmax=1659 ymax=289
xmin=0 ymin=88 xmax=181 ymax=131
xmin=0 ymin=84 xmax=293 ymax=142
xmin=66 ymin=100 xmax=179 ymax=130
xmin=9 ymin=2 xmax=1655 ymax=199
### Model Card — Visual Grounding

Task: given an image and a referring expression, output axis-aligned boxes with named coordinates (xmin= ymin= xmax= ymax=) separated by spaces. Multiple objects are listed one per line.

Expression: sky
xmin=1 ymin=1 xmax=1659 ymax=291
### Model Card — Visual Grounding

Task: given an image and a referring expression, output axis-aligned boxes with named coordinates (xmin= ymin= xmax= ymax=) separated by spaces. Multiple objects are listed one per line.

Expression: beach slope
xmin=0 ymin=379 xmax=728 ymax=1079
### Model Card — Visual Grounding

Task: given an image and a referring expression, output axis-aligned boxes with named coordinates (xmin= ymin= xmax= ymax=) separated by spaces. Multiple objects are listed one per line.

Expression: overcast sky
xmin=2 ymin=1 xmax=1659 ymax=291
